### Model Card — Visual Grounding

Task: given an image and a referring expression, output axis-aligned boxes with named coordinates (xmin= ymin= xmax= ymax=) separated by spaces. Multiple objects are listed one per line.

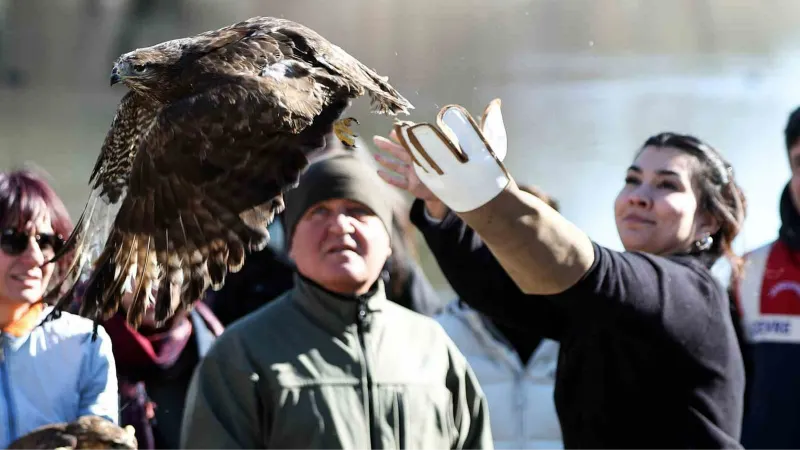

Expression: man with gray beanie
xmin=181 ymin=151 xmax=492 ymax=449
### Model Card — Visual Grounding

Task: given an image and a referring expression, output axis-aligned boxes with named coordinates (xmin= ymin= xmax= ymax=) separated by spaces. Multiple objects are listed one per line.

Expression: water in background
xmin=1 ymin=0 xmax=799 ymax=299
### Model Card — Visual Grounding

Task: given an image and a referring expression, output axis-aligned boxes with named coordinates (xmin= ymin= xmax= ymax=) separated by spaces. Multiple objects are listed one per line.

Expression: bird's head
xmin=110 ymin=44 xmax=184 ymax=99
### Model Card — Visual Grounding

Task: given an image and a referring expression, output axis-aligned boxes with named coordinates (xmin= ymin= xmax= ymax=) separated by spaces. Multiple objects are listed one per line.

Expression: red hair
xmin=0 ymin=169 xmax=74 ymax=274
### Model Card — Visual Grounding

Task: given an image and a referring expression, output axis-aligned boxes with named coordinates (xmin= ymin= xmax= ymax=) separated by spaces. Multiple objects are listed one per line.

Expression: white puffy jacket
xmin=436 ymin=300 xmax=563 ymax=449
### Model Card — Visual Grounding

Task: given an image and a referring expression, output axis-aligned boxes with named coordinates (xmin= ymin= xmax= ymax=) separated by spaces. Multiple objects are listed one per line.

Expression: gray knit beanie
xmin=283 ymin=151 xmax=393 ymax=248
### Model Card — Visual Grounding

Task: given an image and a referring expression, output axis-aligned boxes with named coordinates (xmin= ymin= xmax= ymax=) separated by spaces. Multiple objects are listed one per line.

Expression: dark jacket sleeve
xmin=409 ymin=199 xmax=568 ymax=339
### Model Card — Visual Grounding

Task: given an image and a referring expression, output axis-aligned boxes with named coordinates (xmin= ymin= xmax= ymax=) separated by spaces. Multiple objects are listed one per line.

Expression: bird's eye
xmin=132 ymin=64 xmax=146 ymax=73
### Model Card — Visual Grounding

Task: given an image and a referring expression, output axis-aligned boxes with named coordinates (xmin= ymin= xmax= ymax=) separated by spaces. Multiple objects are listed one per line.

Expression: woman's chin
xmin=619 ymin=234 xmax=654 ymax=254
xmin=11 ymin=289 xmax=43 ymax=305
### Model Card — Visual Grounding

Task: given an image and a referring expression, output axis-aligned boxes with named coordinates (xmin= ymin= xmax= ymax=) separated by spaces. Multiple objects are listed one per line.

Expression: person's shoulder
xmin=37 ymin=306 xmax=111 ymax=340
xmin=660 ymin=254 xmax=735 ymax=329
xmin=433 ymin=298 xmax=463 ymax=319
xmin=603 ymin=242 xmax=716 ymax=283
xmin=220 ymin=289 xmax=295 ymax=336
xmin=587 ymin=242 xmax=706 ymax=283
xmin=202 ymin=291 xmax=297 ymax=369
xmin=433 ymin=299 xmax=474 ymax=329
xmin=588 ymin=242 xmax=726 ymax=306
xmin=643 ymin=251 xmax=725 ymax=300
xmin=743 ymin=240 xmax=777 ymax=261
xmin=385 ymin=298 xmax=443 ymax=324
xmin=383 ymin=300 xmax=461 ymax=349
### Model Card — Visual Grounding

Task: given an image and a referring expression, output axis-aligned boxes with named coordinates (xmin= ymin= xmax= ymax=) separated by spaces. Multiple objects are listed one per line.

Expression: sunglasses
xmin=0 ymin=228 xmax=65 ymax=257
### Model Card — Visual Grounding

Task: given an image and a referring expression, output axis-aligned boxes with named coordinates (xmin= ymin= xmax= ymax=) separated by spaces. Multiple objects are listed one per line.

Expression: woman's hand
xmin=373 ymin=130 xmax=449 ymax=219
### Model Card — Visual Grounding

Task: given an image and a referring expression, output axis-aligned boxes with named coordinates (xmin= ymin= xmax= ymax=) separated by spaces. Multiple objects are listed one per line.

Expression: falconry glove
xmin=394 ymin=98 xmax=512 ymax=212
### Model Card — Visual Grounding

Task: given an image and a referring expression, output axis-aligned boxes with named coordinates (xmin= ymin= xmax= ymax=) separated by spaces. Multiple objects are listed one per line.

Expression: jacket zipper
xmin=356 ymin=298 xmax=379 ymax=449
xmin=0 ymin=334 xmax=17 ymax=443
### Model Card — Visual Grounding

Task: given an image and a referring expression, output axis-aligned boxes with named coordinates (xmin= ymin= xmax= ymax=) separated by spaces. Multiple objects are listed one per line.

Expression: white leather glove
xmin=393 ymin=98 xmax=512 ymax=212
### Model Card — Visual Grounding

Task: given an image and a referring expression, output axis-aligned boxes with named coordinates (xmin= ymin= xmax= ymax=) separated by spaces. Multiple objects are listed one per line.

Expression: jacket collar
xmin=2 ymin=302 xmax=44 ymax=337
xmin=3 ymin=305 xmax=53 ymax=351
xmin=292 ymin=273 xmax=387 ymax=334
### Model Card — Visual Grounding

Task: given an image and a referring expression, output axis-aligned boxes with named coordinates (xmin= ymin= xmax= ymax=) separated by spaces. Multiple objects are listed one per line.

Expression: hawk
xmin=6 ymin=415 xmax=138 ymax=449
xmin=45 ymin=16 xmax=412 ymax=328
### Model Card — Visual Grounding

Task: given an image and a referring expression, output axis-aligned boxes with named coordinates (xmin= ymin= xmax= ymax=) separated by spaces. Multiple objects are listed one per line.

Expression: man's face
xmin=289 ymin=198 xmax=391 ymax=295
xmin=789 ymin=143 xmax=800 ymax=214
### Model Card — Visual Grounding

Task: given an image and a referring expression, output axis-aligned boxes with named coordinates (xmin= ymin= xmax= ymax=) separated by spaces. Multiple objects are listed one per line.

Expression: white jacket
xmin=435 ymin=300 xmax=563 ymax=449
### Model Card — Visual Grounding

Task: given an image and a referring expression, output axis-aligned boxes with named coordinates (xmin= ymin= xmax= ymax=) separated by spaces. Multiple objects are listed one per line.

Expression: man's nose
xmin=328 ymin=212 xmax=355 ymax=233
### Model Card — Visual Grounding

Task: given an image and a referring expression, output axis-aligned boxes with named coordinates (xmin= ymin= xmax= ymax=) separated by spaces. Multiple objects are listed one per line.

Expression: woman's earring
xmin=694 ymin=234 xmax=713 ymax=251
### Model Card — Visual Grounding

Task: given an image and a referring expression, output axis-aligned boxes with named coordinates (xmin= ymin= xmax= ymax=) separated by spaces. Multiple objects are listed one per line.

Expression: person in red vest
xmin=733 ymin=105 xmax=800 ymax=448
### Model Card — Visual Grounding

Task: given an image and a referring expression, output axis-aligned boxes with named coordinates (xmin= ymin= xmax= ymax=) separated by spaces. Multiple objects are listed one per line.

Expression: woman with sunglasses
xmin=374 ymin=104 xmax=748 ymax=448
xmin=0 ymin=169 xmax=118 ymax=448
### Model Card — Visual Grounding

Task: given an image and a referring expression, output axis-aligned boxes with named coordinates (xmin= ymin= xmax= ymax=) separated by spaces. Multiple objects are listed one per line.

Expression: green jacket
xmin=180 ymin=274 xmax=493 ymax=449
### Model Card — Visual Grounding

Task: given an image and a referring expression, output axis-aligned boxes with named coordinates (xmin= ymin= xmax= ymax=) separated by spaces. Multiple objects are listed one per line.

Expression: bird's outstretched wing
xmin=272 ymin=19 xmax=411 ymax=115
xmin=46 ymin=16 xmax=412 ymax=328
xmin=45 ymin=91 xmax=159 ymax=305
xmin=188 ymin=16 xmax=412 ymax=115
xmin=77 ymin=79 xmax=323 ymax=328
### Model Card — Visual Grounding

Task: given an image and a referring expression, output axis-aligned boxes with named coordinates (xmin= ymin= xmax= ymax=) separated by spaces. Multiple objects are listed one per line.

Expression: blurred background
xmin=1 ymin=0 xmax=799 ymax=300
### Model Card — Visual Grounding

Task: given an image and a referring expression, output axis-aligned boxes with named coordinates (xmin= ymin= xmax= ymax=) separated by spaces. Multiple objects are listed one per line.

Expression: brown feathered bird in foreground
xmin=43 ymin=16 xmax=412 ymax=329
xmin=6 ymin=415 xmax=137 ymax=449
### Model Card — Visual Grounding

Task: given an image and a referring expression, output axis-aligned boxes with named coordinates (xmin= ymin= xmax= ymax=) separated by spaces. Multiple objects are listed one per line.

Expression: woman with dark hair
xmin=0 ymin=169 xmax=118 ymax=448
xmin=374 ymin=101 xmax=748 ymax=448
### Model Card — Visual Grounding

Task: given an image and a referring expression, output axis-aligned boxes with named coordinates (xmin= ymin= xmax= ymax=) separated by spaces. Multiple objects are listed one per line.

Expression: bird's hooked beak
xmin=110 ymin=66 xmax=122 ymax=86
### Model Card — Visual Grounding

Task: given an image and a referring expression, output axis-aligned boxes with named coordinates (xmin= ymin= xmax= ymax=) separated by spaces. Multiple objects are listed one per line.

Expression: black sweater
xmin=410 ymin=199 xmax=744 ymax=449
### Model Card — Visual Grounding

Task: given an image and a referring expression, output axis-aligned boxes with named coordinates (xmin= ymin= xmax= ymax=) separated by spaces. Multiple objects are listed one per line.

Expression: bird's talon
xmin=334 ymin=117 xmax=360 ymax=148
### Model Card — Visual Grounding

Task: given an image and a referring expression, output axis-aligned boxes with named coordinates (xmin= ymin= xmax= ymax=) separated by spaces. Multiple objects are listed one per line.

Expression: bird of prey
xmin=44 ymin=16 xmax=412 ymax=328
xmin=6 ymin=415 xmax=138 ymax=449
